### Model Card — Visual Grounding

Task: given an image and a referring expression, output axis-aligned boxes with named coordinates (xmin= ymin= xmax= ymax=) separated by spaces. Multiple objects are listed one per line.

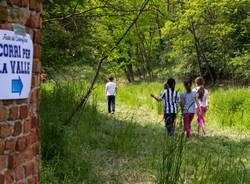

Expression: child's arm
xmin=179 ymin=94 xmax=184 ymax=114
xmin=150 ymin=94 xmax=161 ymax=102
xmin=105 ymin=84 xmax=108 ymax=96
xmin=206 ymin=91 xmax=209 ymax=109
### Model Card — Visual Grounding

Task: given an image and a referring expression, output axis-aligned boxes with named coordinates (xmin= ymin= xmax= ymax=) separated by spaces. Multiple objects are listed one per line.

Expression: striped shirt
xmin=160 ymin=89 xmax=180 ymax=114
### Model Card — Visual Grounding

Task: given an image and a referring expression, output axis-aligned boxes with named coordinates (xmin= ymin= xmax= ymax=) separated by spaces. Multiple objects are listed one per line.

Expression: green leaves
xmin=160 ymin=0 xmax=250 ymax=82
xmin=41 ymin=0 xmax=250 ymax=83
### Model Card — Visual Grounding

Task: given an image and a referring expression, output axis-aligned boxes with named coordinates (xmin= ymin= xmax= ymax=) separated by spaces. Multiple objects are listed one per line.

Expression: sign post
xmin=0 ymin=30 xmax=33 ymax=100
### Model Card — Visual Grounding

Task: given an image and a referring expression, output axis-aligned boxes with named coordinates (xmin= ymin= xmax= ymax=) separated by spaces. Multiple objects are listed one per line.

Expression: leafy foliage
xmin=42 ymin=0 xmax=250 ymax=82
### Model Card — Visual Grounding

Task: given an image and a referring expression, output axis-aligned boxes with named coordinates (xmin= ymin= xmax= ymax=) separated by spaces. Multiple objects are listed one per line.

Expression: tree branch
xmin=44 ymin=6 xmax=108 ymax=22
xmin=44 ymin=5 xmax=151 ymax=23
xmin=64 ymin=0 xmax=150 ymax=125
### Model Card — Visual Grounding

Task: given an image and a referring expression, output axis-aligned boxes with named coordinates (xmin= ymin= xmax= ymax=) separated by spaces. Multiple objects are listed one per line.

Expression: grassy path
xmin=84 ymin=103 xmax=160 ymax=183
xmin=87 ymin=101 xmax=250 ymax=183
xmin=98 ymin=101 xmax=250 ymax=140
xmin=41 ymin=83 xmax=250 ymax=183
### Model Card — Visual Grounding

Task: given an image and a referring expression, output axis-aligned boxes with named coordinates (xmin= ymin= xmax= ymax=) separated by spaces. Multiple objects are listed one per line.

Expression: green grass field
xmin=41 ymin=82 xmax=250 ymax=184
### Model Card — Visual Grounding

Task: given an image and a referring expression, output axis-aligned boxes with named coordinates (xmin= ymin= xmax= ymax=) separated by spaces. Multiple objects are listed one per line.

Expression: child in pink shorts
xmin=181 ymin=79 xmax=200 ymax=137
xmin=193 ymin=77 xmax=209 ymax=136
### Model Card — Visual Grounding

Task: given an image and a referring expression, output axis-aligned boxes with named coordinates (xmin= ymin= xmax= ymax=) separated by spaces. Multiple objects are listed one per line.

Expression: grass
xmin=41 ymin=81 xmax=250 ymax=184
xmin=208 ymin=87 xmax=250 ymax=130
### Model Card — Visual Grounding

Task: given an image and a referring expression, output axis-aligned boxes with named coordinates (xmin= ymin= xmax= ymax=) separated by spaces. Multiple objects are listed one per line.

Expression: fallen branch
xmin=64 ymin=0 xmax=150 ymax=125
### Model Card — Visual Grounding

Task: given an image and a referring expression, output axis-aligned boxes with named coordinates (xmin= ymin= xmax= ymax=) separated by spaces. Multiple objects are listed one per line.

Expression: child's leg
xmin=198 ymin=114 xmax=205 ymax=127
xmin=165 ymin=114 xmax=173 ymax=135
xmin=188 ymin=113 xmax=194 ymax=136
xmin=202 ymin=111 xmax=206 ymax=135
xmin=173 ymin=115 xmax=177 ymax=134
xmin=197 ymin=122 xmax=201 ymax=136
xmin=183 ymin=114 xmax=190 ymax=137
xmin=111 ymin=96 xmax=115 ymax=112
xmin=202 ymin=107 xmax=208 ymax=134
xmin=169 ymin=114 xmax=176 ymax=135
xmin=199 ymin=107 xmax=207 ymax=127
xmin=107 ymin=96 xmax=111 ymax=113
xmin=197 ymin=107 xmax=205 ymax=136
xmin=196 ymin=108 xmax=200 ymax=135
xmin=184 ymin=113 xmax=194 ymax=137
xmin=202 ymin=127 xmax=206 ymax=135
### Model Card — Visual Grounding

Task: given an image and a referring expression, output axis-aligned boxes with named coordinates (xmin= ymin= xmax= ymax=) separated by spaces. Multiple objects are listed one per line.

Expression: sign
xmin=0 ymin=30 xmax=33 ymax=100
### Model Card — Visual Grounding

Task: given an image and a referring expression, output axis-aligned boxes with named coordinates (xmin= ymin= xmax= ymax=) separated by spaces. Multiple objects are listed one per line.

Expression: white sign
xmin=0 ymin=30 xmax=33 ymax=100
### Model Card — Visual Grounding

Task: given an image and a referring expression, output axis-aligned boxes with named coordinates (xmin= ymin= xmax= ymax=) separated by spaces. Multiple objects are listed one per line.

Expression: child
xmin=181 ymin=79 xmax=200 ymax=137
xmin=151 ymin=78 xmax=180 ymax=135
xmin=193 ymin=76 xmax=209 ymax=135
xmin=105 ymin=76 xmax=117 ymax=113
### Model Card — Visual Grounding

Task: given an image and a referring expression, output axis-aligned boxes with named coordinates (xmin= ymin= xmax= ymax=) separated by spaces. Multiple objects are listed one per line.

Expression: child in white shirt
xmin=105 ymin=76 xmax=117 ymax=113
xmin=193 ymin=76 xmax=209 ymax=135
xmin=181 ymin=79 xmax=200 ymax=137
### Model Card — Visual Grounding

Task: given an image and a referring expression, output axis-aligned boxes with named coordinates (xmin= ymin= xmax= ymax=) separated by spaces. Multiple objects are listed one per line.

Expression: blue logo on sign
xmin=12 ymin=76 xmax=23 ymax=96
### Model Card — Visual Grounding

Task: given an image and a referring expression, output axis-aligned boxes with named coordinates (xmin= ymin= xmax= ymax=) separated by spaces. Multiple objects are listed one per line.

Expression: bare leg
xmin=201 ymin=112 xmax=206 ymax=135
xmin=198 ymin=125 xmax=200 ymax=137
xmin=202 ymin=127 xmax=206 ymax=135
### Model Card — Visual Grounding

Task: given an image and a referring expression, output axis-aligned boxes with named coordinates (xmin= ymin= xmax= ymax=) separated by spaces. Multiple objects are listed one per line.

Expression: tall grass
xmin=41 ymin=82 xmax=100 ymax=183
xmin=41 ymin=82 xmax=160 ymax=183
xmin=94 ymin=82 xmax=163 ymax=111
xmin=41 ymin=82 xmax=250 ymax=183
xmin=157 ymin=129 xmax=186 ymax=184
xmin=208 ymin=87 xmax=250 ymax=130
xmin=157 ymin=117 xmax=249 ymax=184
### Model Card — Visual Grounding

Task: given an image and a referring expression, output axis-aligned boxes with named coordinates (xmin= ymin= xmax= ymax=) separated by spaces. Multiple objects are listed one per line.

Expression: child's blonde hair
xmin=195 ymin=76 xmax=205 ymax=86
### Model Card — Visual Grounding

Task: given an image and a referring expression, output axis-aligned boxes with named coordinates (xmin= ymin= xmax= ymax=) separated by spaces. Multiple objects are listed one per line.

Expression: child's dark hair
xmin=195 ymin=76 xmax=205 ymax=100
xmin=108 ymin=76 xmax=114 ymax=81
xmin=167 ymin=78 xmax=176 ymax=90
xmin=164 ymin=82 xmax=168 ymax=89
xmin=184 ymin=79 xmax=192 ymax=93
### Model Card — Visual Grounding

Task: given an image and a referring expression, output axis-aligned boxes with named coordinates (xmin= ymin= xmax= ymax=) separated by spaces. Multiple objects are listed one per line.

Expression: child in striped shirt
xmin=151 ymin=78 xmax=180 ymax=135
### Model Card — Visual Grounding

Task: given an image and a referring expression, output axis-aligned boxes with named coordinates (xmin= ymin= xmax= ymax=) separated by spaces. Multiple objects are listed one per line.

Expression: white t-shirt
xmin=181 ymin=91 xmax=197 ymax=113
xmin=106 ymin=82 xmax=116 ymax=96
xmin=193 ymin=87 xmax=208 ymax=107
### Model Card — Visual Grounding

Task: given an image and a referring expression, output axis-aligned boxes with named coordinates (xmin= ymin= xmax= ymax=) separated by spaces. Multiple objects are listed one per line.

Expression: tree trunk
xmin=167 ymin=0 xmax=170 ymax=12
xmin=194 ymin=39 xmax=203 ymax=76
xmin=189 ymin=21 xmax=215 ymax=84
xmin=127 ymin=64 xmax=135 ymax=82
xmin=124 ymin=63 xmax=134 ymax=82
xmin=124 ymin=68 xmax=131 ymax=82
